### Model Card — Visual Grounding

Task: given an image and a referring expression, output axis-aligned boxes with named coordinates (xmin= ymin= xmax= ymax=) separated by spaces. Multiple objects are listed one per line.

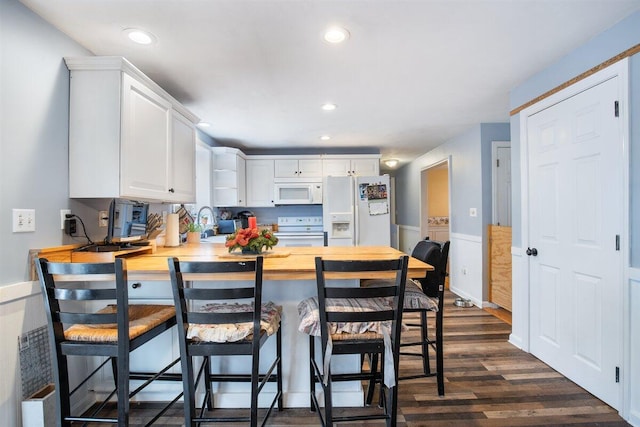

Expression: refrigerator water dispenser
xmin=329 ymin=213 xmax=353 ymax=239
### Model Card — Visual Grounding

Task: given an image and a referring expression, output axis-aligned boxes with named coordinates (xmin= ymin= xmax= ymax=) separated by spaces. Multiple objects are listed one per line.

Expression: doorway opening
xmin=420 ymin=159 xmax=451 ymax=287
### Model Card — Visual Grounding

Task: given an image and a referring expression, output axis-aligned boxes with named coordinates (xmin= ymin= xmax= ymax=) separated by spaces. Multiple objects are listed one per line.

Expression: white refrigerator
xmin=323 ymin=175 xmax=391 ymax=246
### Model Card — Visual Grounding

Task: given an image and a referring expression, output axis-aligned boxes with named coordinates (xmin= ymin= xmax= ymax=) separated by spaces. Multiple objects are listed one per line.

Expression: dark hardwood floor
xmin=85 ymin=291 xmax=629 ymax=426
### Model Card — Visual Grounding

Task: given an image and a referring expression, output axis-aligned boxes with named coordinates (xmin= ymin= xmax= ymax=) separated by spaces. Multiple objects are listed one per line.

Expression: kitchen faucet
xmin=197 ymin=206 xmax=216 ymax=236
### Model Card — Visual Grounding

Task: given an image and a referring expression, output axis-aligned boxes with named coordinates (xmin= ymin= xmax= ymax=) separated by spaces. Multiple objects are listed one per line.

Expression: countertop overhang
xmin=33 ymin=243 xmax=432 ymax=282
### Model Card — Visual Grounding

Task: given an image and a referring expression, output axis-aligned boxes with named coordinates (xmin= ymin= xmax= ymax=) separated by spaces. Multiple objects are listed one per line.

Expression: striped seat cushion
xmin=297 ymin=295 xmax=399 ymax=337
xmin=187 ymin=301 xmax=282 ymax=343
xmin=361 ymin=278 xmax=439 ymax=311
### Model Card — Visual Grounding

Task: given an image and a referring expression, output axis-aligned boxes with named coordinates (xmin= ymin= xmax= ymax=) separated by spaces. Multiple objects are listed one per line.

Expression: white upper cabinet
xmin=211 ymin=147 xmax=246 ymax=207
xmin=246 ymin=159 xmax=275 ymax=207
xmin=66 ymin=56 xmax=198 ymax=203
xmin=274 ymin=157 xmax=322 ymax=179
xmin=169 ymin=110 xmax=197 ymax=202
xmin=322 ymin=156 xmax=380 ymax=176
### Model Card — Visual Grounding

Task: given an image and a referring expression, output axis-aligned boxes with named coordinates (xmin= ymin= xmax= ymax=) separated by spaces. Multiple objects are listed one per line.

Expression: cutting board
xmin=218 ymin=250 xmax=291 ymax=259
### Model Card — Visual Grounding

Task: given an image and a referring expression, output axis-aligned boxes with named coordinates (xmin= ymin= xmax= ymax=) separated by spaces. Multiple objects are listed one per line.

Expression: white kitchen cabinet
xmin=322 ymin=156 xmax=380 ymax=176
xmin=274 ymin=157 xmax=322 ymax=179
xmin=168 ymin=110 xmax=197 ymax=202
xmin=66 ymin=56 xmax=198 ymax=203
xmin=246 ymin=159 xmax=275 ymax=207
xmin=212 ymin=147 xmax=246 ymax=207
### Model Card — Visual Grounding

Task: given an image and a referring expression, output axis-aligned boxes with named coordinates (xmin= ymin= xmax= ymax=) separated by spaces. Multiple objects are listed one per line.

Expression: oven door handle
xmin=275 ymin=234 xmax=324 ymax=239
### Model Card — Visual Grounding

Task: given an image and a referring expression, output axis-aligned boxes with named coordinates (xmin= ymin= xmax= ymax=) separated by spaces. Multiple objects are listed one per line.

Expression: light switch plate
xmin=469 ymin=208 xmax=477 ymax=217
xmin=13 ymin=209 xmax=36 ymax=232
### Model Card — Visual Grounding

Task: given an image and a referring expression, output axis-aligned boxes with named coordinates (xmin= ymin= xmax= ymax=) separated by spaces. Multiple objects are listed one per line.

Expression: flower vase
xmin=186 ymin=231 xmax=201 ymax=244
xmin=241 ymin=247 xmax=260 ymax=255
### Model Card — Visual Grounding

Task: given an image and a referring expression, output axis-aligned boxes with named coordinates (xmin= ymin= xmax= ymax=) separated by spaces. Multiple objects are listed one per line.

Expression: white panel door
xmin=527 ymin=76 xmax=622 ymax=408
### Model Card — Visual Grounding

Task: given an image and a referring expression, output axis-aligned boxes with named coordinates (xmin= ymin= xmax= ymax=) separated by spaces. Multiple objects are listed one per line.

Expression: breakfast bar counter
xmin=122 ymin=244 xmax=431 ymax=281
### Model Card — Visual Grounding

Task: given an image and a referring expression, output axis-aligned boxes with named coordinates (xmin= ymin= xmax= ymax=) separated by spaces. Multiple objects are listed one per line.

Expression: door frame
xmin=517 ymin=59 xmax=630 ymax=414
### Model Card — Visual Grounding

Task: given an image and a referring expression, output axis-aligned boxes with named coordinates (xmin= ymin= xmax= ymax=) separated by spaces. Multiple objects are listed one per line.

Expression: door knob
xmin=526 ymin=247 xmax=538 ymax=256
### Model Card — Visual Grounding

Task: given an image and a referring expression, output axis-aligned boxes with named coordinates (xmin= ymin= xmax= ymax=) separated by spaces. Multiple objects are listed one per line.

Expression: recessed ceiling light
xmin=124 ymin=28 xmax=156 ymax=45
xmin=197 ymin=122 xmax=211 ymax=128
xmin=321 ymin=103 xmax=337 ymax=111
xmin=323 ymin=27 xmax=350 ymax=44
xmin=384 ymin=159 xmax=399 ymax=168
xmin=320 ymin=135 xmax=331 ymax=141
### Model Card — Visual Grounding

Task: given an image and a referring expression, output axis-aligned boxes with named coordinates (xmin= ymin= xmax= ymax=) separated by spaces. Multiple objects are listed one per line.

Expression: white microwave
xmin=274 ymin=182 xmax=323 ymax=205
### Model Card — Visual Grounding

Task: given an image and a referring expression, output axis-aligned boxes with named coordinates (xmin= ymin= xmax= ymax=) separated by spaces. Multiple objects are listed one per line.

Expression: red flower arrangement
xmin=225 ymin=227 xmax=279 ymax=254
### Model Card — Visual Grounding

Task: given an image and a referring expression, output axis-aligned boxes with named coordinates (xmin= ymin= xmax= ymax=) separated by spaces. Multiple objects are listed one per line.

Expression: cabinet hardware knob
xmin=168 ymin=188 xmax=175 ymax=193
xmin=132 ymin=282 xmax=141 ymax=289
xmin=526 ymin=247 xmax=538 ymax=256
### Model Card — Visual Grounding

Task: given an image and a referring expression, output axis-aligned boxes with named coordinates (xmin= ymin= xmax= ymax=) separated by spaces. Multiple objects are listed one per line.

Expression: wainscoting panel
xmin=398 ymin=225 xmax=421 ymax=255
xmin=629 ymin=268 xmax=640 ymax=426
xmin=449 ymin=232 xmax=483 ymax=307
xmin=510 ymin=247 xmax=527 ymax=351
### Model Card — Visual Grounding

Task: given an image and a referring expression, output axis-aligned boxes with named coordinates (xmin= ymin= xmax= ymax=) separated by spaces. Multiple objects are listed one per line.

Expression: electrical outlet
xmin=461 ymin=266 xmax=468 ymax=275
xmin=12 ymin=209 xmax=35 ymax=232
xmin=99 ymin=210 xmax=109 ymax=227
xmin=60 ymin=209 xmax=71 ymax=229
xmin=469 ymin=208 xmax=477 ymax=217
xmin=64 ymin=218 xmax=77 ymax=235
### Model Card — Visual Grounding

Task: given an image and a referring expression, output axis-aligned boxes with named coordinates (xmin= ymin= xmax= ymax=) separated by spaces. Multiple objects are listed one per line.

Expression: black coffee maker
xmin=235 ymin=210 xmax=255 ymax=228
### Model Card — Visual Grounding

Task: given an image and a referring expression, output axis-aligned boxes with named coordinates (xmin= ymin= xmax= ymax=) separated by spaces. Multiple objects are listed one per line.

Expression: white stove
xmin=274 ymin=216 xmax=325 ymax=247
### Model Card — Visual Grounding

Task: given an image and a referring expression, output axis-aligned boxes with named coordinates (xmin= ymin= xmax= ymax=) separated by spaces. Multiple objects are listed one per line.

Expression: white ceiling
xmin=19 ymin=0 xmax=640 ymax=171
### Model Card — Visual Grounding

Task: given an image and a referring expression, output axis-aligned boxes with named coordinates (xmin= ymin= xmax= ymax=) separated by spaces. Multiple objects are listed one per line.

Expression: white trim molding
xmin=0 ymin=281 xmax=40 ymax=305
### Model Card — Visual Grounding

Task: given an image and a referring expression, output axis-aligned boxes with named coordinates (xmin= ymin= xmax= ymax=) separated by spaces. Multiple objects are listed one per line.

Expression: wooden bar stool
xmin=299 ymin=256 xmax=409 ymax=427
xmin=363 ymin=239 xmax=449 ymax=396
xmin=167 ymin=256 xmax=283 ymax=427
xmin=35 ymin=257 xmax=179 ymax=426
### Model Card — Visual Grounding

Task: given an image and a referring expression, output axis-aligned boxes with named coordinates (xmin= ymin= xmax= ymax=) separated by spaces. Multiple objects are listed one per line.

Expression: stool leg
xmin=181 ymin=353 xmax=197 ymax=427
xmin=55 ymin=353 xmax=71 ymax=426
xmin=116 ymin=354 xmax=130 ymax=426
xmin=365 ymin=353 xmax=378 ymax=405
xmin=203 ymin=356 xmax=214 ymax=410
xmin=309 ymin=336 xmax=316 ymax=412
xmin=436 ymin=311 xmax=445 ymax=396
xmin=277 ymin=327 xmax=284 ymax=410
xmin=420 ymin=311 xmax=431 ymax=375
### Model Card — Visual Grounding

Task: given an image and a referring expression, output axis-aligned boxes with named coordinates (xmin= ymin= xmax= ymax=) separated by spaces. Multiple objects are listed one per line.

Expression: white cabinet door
xmin=322 ymin=158 xmax=351 ymax=176
xmin=237 ymin=156 xmax=246 ymax=206
xmin=298 ymin=159 xmax=322 ymax=178
xmin=168 ymin=110 xmax=196 ymax=203
xmin=274 ymin=159 xmax=299 ymax=178
xmin=120 ymin=73 xmax=172 ymax=200
xmin=352 ymin=158 xmax=379 ymax=176
xmin=246 ymin=159 xmax=275 ymax=207
xmin=274 ymin=158 xmax=322 ymax=178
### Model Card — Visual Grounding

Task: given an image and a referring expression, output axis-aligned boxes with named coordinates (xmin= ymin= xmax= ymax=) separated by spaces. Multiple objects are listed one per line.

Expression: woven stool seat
xmin=64 ymin=305 xmax=176 ymax=342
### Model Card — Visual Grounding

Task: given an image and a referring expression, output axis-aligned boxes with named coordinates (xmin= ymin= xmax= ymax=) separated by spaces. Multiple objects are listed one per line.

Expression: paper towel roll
xmin=165 ymin=213 xmax=180 ymax=247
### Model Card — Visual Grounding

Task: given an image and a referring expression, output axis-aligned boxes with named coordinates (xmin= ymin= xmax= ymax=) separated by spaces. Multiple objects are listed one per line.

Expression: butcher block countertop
xmin=34 ymin=243 xmax=431 ymax=282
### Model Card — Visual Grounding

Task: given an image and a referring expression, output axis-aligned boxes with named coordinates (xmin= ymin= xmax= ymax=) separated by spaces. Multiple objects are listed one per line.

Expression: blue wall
xmin=510 ymin=10 xmax=640 ymax=267
xmin=395 ymin=123 xmax=509 ymax=238
xmin=0 ymin=0 xmax=90 ymax=285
